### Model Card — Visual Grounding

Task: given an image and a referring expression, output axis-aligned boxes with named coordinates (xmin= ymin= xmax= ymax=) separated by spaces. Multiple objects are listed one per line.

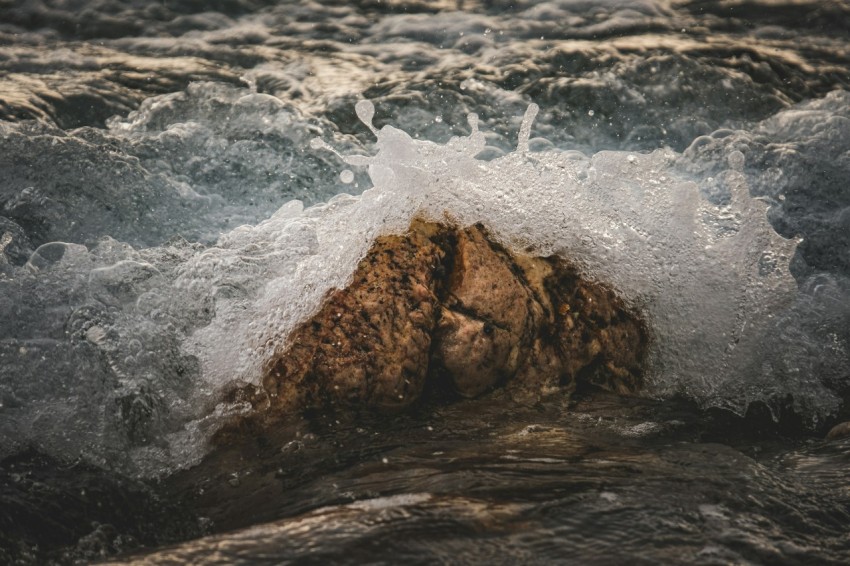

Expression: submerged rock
xmin=826 ymin=421 xmax=850 ymax=441
xmin=224 ymin=220 xmax=647 ymax=430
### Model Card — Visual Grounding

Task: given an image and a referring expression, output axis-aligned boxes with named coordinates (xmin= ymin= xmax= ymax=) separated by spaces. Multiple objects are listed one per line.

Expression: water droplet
xmin=516 ymin=103 xmax=539 ymax=153
xmin=340 ymin=169 xmax=355 ymax=183
xmin=355 ymin=100 xmax=378 ymax=136
xmin=435 ymin=115 xmax=443 ymax=123
xmin=588 ymin=110 xmax=595 ymax=117
xmin=310 ymin=137 xmax=343 ymax=159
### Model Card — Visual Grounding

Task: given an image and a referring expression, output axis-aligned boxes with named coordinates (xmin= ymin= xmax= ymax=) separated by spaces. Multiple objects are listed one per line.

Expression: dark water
xmin=1 ymin=0 xmax=850 ymax=563
xmin=102 ymin=393 xmax=850 ymax=565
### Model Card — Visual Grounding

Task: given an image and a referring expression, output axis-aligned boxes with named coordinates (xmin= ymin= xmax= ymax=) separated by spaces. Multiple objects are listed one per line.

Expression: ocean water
xmin=1 ymin=0 xmax=850 ymax=563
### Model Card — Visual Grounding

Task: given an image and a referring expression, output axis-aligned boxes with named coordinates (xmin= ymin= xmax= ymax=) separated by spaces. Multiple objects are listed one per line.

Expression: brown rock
xmin=434 ymin=225 xmax=536 ymax=397
xmin=223 ymin=220 xmax=648 ymax=430
xmin=262 ymin=220 xmax=448 ymax=414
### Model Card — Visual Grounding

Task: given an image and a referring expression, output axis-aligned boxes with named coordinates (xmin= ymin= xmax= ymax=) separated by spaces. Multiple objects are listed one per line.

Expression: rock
xmin=223 ymin=220 xmax=648 ymax=430
xmin=262 ymin=220 xmax=447 ymax=413
xmin=826 ymin=421 xmax=850 ymax=440
xmin=434 ymin=224 xmax=537 ymax=397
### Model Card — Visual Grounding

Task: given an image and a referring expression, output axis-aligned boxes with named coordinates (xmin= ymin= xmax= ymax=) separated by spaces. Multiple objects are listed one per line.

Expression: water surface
xmin=1 ymin=0 xmax=850 ymax=563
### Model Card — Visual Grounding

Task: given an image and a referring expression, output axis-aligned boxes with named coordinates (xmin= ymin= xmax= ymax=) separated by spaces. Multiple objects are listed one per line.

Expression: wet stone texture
xmin=229 ymin=221 xmax=647 ymax=429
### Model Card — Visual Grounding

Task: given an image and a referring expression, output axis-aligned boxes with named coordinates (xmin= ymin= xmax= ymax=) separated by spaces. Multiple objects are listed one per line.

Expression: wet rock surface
xmin=231 ymin=220 xmax=647 ymax=428
xmin=826 ymin=421 xmax=850 ymax=441
xmin=262 ymin=220 xmax=447 ymax=414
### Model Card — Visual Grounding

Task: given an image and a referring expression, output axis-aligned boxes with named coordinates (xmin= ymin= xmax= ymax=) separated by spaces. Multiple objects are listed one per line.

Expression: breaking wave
xmin=3 ymin=87 xmax=849 ymax=477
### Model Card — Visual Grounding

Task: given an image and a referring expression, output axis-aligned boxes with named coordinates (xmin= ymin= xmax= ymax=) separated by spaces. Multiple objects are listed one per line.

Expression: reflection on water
xmin=107 ymin=393 xmax=850 ymax=565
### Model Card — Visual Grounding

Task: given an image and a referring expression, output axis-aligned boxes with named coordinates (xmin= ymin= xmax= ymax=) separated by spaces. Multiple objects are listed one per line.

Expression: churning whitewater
xmin=2 ymin=93 xmax=845 ymax=478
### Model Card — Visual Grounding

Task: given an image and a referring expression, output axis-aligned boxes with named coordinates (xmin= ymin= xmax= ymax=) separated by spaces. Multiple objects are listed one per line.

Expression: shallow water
xmin=1 ymin=0 xmax=850 ymax=563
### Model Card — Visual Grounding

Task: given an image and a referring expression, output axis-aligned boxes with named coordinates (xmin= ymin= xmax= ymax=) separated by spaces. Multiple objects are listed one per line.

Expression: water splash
xmin=516 ymin=103 xmax=539 ymax=153
xmin=289 ymin=102 xmax=825 ymax=426
xmin=355 ymin=99 xmax=379 ymax=137
xmin=3 ymin=98 xmax=846 ymax=478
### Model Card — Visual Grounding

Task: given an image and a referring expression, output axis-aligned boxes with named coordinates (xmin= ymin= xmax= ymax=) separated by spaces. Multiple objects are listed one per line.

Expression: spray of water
xmin=4 ymin=98 xmax=845 ymax=478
